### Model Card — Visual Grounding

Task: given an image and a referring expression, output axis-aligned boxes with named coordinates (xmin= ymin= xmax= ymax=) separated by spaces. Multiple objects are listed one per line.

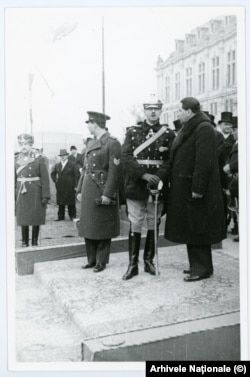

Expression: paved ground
xmin=15 ymin=237 xmax=239 ymax=362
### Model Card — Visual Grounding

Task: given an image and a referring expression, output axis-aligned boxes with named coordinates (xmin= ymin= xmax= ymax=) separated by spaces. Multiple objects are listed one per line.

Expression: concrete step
xmin=16 ymin=274 xmax=83 ymax=362
xmin=30 ymin=242 xmax=240 ymax=361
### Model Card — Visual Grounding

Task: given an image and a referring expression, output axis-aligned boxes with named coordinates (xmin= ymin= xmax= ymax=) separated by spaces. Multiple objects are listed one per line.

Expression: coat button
xmin=93 ymin=153 xmax=96 ymax=156
xmin=29 ymin=174 xmax=31 ymax=176
xmin=93 ymin=163 xmax=96 ymax=167
xmin=29 ymin=167 xmax=31 ymax=169
xmin=29 ymin=182 xmax=31 ymax=184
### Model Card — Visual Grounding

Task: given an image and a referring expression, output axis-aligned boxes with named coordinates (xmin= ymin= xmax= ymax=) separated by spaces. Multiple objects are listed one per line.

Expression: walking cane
xmin=150 ymin=180 xmax=163 ymax=276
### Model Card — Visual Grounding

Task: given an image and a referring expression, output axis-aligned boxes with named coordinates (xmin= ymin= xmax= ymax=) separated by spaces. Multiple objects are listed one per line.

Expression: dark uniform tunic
xmin=122 ymin=120 xmax=176 ymax=201
xmin=77 ymin=132 xmax=121 ymax=240
xmin=15 ymin=154 xmax=50 ymax=226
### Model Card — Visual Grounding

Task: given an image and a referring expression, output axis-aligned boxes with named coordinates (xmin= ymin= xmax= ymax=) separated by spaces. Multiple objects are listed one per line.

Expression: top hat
xmin=17 ymin=133 xmax=34 ymax=145
xmin=173 ymin=119 xmax=182 ymax=132
xmin=85 ymin=111 xmax=110 ymax=128
xmin=218 ymin=112 xmax=234 ymax=124
xmin=143 ymin=95 xmax=163 ymax=110
xmin=58 ymin=149 xmax=69 ymax=156
xmin=232 ymin=116 xmax=238 ymax=128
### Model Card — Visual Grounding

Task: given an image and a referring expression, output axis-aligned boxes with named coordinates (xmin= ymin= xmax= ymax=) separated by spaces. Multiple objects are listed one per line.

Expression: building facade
xmin=155 ymin=15 xmax=237 ymax=126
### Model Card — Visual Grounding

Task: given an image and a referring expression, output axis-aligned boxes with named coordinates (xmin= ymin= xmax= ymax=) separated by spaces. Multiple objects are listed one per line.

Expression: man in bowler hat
xmin=51 ymin=149 xmax=78 ymax=221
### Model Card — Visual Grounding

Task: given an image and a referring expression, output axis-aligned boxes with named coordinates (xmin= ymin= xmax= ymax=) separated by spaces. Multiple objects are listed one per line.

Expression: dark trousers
xmin=58 ymin=205 xmax=76 ymax=220
xmin=187 ymin=244 xmax=213 ymax=277
xmin=85 ymin=238 xmax=111 ymax=266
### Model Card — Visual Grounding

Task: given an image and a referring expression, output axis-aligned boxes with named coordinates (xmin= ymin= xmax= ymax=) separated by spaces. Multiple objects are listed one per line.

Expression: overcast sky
xmin=5 ymin=6 xmax=239 ymax=142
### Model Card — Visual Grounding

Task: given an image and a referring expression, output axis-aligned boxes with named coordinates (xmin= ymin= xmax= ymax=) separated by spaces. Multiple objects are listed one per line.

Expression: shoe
xmin=144 ymin=260 xmax=156 ymax=275
xmin=32 ymin=241 xmax=38 ymax=246
xmin=22 ymin=242 xmax=29 ymax=247
xmin=122 ymin=265 xmax=138 ymax=280
xmin=233 ymin=236 xmax=239 ymax=242
xmin=54 ymin=219 xmax=64 ymax=221
xmin=183 ymin=269 xmax=190 ymax=274
xmin=82 ymin=263 xmax=96 ymax=269
xmin=93 ymin=264 xmax=105 ymax=272
xmin=184 ymin=274 xmax=211 ymax=282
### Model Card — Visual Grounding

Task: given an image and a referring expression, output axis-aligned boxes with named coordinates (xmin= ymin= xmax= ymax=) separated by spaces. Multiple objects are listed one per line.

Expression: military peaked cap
xmin=85 ymin=111 xmax=111 ymax=128
xmin=17 ymin=133 xmax=34 ymax=145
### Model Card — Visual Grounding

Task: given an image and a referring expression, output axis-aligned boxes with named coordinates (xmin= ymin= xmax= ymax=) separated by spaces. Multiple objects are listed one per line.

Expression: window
xmin=212 ymin=56 xmax=220 ymax=90
xmin=225 ymin=99 xmax=229 ymax=111
xmin=210 ymin=102 xmax=218 ymax=116
xmin=198 ymin=62 xmax=205 ymax=93
xmin=186 ymin=67 xmax=192 ymax=96
xmin=165 ymin=76 xmax=170 ymax=103
xmin=229 ymin=98 xmax=234 ymax=112
xmin=175 ymin=72 xmax=180 ymax=100
xmin=227 ymin=50 xmax=236 ymax=85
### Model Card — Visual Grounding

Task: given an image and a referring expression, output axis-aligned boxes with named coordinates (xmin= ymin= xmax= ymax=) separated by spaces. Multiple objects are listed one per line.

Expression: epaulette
xmin=126 ymin=125 xmax=141 ymax=132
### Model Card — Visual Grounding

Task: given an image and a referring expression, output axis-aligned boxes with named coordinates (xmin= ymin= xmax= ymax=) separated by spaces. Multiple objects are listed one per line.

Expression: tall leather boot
xmin=143 ymin=229 xmax=156 ymax=275
xmin=122 ymin=231 xmax=141 ymax=280
xmin=32 ymin=226 xmax=40 ymax=246
xmin=21 ymin=226 xmax=29 ymax=247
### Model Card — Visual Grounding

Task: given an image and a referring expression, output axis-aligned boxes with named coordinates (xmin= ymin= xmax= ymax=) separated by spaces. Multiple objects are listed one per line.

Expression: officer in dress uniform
xmin=15 ymin=133 xmax=50 ymax=247
xmin=122 ymin=97 xmax=175 ymax=280
xmin=76 ymin=111 xmax=121 ymax=273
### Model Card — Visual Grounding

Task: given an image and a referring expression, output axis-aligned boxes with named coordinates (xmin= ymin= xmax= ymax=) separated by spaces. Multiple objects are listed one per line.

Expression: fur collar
xmin=171 ymin=112 xmax=210 ymax=157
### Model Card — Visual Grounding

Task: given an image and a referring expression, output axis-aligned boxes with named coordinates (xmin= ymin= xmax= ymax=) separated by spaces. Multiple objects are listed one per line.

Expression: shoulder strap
xmin=133 ymin=126 xmax=167 ymax=157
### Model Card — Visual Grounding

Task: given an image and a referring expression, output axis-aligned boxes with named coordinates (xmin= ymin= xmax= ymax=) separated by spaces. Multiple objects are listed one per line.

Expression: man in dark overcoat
xmin=122 ymin=97 xmax=175 ymax=280
xmin=15 ymin=133 xmax=50 ymax=247
xmin=68 ymin=145 xmax=82 ymax=185
xmin=51 ymin=149 xmax=78 ymax=221
xmin=218 ymin=111 xmax=236 ymax=227
xmin=223 ymin=116 xmax=238 ymax=241
xmin=76 ymin=111 xmax=121 ymax=273
xmin=165 ymin=97 xmax=226 ymax=282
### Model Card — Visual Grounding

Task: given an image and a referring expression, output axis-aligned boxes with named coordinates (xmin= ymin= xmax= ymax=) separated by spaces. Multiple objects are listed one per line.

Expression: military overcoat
xmin=51 ymin=160 xmax=77 ymax=205
xmin=122 ymin=121 xmax=175 ymax=200
xmin=15 ymin=154 xmax=50 ymax=226
xmin=77 ymin=132 xmax=121 ymax=239
xmin=165 ymin=112 xmax=226 ymax=245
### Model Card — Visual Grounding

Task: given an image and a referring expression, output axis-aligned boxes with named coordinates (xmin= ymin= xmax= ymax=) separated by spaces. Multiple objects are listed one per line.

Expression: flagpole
xmin=28 ymin=73 xmax=34 ymax=135
xmin=102 ymin=16 xmax=105 ymax=113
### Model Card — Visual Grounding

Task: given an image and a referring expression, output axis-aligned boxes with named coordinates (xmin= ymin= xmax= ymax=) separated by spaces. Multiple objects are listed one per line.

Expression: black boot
xmin=143 ymin=230 xmax=156 ymax=275
xmin=32 ymin=226 xmax=40 ymax=246
xmin=122 ymin=232 xmax=141 ymax=280
xmin=21 ymin=226 xmax=29 ymax=247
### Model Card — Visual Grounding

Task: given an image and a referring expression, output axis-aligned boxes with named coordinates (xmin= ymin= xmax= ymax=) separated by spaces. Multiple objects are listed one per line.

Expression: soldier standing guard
xmin=76 ymin=111 xmax=121 ymax=273
xmin=122 ymin=97 xmax=175 ymax=280
xmin=15 ymin=133 xmax=50 ymax=247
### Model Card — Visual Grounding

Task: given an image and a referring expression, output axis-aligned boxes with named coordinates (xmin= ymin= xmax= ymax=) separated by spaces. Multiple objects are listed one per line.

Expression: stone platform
xmin=15 ymin=240 xmax=240 ymax=362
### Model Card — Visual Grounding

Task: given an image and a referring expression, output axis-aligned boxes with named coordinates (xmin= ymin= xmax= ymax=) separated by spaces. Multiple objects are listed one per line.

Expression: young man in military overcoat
xmin=76 ymin=111 xmax=121 ymax=273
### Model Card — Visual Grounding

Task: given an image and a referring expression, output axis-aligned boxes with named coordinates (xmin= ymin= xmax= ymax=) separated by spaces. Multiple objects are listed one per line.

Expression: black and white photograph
xmin=1 ymin=0 xmax=249 ymax=375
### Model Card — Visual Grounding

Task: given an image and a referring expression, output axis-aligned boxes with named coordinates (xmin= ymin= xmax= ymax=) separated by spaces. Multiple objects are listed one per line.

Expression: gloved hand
xmin=41 ymin=198 xmax=49 ymax=205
